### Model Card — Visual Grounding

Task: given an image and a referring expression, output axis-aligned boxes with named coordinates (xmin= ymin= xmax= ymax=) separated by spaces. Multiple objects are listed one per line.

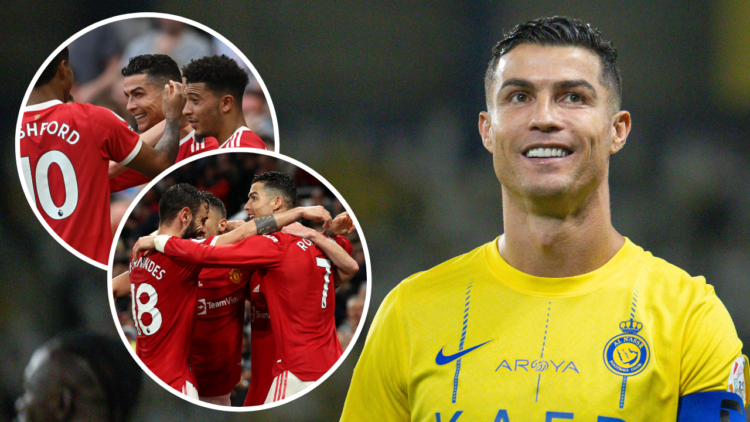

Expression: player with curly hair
xmin=181 ymin=55 xmax=267 ymax=150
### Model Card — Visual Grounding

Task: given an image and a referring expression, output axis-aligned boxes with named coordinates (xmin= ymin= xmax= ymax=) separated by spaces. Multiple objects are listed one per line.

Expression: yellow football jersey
xmin=342 ymin=238 xmax=746 ymax=421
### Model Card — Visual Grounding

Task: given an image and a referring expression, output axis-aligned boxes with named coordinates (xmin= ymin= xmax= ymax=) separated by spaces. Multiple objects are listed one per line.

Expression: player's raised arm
xmin=281 ymin=222 xmax=359 ymax=286
xmin=213 ymin=206 xmax=332 ymax=246
xmin=121 ymin=81 xmax=186 ymax=178
xmin=112 ymin=271 xmax=131 ymax=298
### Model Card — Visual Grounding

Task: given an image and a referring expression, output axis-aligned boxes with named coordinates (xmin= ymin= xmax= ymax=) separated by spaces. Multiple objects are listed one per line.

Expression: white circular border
xmin=107 ymin=148 xmax=373 ymax=412
xmin=14 ymin=12 xmax=281 ymax=270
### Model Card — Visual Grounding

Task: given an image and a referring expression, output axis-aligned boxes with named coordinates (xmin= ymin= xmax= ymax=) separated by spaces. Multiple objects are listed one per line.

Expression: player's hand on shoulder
xmin=281 ymin=222 xmax=317 ymax=239
xmin=299 ymin=206 xmax=332 ymax=230
xmin=132 ymin=235 xmax=158 ymax=260
xmin=330 ymin=212 xmax=355 ymax=235
xmin=162 ymin=80 xmax=186 ymax=120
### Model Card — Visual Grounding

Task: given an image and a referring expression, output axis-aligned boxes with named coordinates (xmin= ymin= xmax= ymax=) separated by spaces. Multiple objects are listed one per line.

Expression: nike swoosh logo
xmin=435 ymin=340 xmax=492 ymax=365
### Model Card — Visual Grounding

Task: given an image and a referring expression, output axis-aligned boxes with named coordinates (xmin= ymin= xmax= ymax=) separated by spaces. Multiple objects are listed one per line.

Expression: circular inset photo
xmin=15 ymin=13 xmax=278 ymax=269
xmin=108 ymin=150 xmax=370 ymax=411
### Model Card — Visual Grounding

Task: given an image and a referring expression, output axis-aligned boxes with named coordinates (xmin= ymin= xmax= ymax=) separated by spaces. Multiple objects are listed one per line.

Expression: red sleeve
xmin=84 ymin=104 xmax=142 ymax=164
xmin=333 ymin=235 xmax=354 ymax=255
xmin=110 ymin=169 xmax=151 ymax=192
xmin=163 ymin=235 xmax=284 ymax=271
xmin=240 ymin=131 xmax=267 ymax=149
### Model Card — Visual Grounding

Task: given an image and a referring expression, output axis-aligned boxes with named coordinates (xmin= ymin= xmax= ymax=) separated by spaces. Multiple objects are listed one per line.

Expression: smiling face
xmin=479 ymin=44 xmax=630 ymax=203
xmin=123 ymin=74 xmax=165 ymax=132
xmin=244 ymin=182 xmax=279 ymax=219
xmin=183 ymin=82 xmax=223 ymax=138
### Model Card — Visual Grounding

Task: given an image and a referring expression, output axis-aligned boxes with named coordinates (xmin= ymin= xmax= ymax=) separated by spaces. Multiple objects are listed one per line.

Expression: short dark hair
xmin=158 ymin=183 xmax=208 ymax=226
xmin=202 ymin=191 xmax=227 ymax=220
xmin=252 ymin=171 xmax=297 ymax=210
xmin=121 ymin=54 xmax=182 ymax=88
xmin=49 ymin=331 xmax=141 ymax=422
xmin=35 ymin=47 xmax=70 ymax=87
xmin=182 ymin=55 xmax=249 ymax=106
xmin=485 ymin=16 xmax=621 ymax=110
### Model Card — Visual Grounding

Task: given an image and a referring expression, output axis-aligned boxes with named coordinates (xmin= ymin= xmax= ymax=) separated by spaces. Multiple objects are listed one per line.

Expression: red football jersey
xmin=218 ymin=126 xmax=266 ymax=150
xmin=131 ymin=236 xmax=214 ymax=391
xmin=190 ymin=264 xmax=250 ymax=397
xmin=19 ymin=100 xmax=142 ymax=265
xmin=110 ymin=131 xmax=218 ymax=193
xmin=163 ymin=233 xmax=343 ymax=381
xmin=244 ymin=275 xmax=276 ymax=406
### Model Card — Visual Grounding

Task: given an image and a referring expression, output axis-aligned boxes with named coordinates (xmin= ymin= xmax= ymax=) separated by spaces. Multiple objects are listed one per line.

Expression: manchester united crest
xmin=229 ymin=268 xmax=243 ymax=284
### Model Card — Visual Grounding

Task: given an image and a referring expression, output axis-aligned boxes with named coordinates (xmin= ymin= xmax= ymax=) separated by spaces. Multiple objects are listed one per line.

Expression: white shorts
xmin=181 ymin=379 xmax=199 ymax=399
xmin=264 ymin=370 xmax=315 ymax=403
xmin=199 ymin=393 xmax=231 ymax=406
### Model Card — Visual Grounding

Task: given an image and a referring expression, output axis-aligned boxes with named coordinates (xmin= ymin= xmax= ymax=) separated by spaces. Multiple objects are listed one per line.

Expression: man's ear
xmin=180 ymin=207 xmax=192 ymax=224
xmin=479 ymin=111 xmax=493 ymax=153
xmin=56 ymin=60 xmax=68 ymax=82
xmin=272 ymin=196 xmax=285 ymax=212
xmin=220 ymin=94 xmax=234 ymax=114
xmin=610 ymin=110 xmax=631 ymax=154
xmin=219 ymin=218 xmax=228 ymax=232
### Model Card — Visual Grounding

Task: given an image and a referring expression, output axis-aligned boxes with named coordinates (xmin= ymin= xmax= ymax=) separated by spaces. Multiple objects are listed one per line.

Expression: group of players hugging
xmin=20 ymin=37 xmax=361 ymax=406
xmin=113 ymin=175 xmax=359 ymax=406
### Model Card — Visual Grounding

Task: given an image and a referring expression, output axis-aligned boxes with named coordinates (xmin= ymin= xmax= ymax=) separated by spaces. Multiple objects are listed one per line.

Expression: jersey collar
xmin=485 ymin=236 xmax=643 ymax=297
xmin=24 ymin=100 xmax=63 ymax=112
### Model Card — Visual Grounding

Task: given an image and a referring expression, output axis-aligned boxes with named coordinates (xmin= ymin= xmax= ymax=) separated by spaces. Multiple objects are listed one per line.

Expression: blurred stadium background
xmin=2 ymin=1 xmax=749 ymax=421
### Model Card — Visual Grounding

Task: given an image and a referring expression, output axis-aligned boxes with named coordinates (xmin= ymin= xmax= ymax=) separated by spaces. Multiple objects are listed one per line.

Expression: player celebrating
xmin=189 ymin=192 xmax=251 ymax=406
xmin=110 ymin=54 xmax=219 ymax=192
xmin=130 ymin=183 xmax=209 ymax=398
xmin=243 ymin=274 xmax=276 ymax=407
xmin=342 ymin=17 xmax=747 ymax=421
xmin=116 ymin=194 xmax=352 ymax=406
xmin=136 ymin=172 xmax=358 ymax=403
xmin=181 ymin=55 xmax=267 ymax=150
xmin=19 ymin=47 xmax=185 ymax=265
xmin=243 ymin=211 xmax=356 ymax=407
xmin=130 ymin=183 xmax=331 ymax=399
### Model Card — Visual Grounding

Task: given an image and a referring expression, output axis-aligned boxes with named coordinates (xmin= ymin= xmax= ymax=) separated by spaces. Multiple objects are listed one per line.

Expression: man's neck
xmin=218 ymin=111 xmax=248 ymax=146
xmin=156 ymin=223 xmax=184 ymax=238
xmin=499 ymin=184 xmax=624 ymax=278
xmin=27 ymin=86 xmax=64 ymax=106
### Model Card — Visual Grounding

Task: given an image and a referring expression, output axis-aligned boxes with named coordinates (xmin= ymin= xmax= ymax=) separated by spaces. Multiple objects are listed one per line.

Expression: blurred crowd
xmin=110 ymin=153 xmax=368 ymax=406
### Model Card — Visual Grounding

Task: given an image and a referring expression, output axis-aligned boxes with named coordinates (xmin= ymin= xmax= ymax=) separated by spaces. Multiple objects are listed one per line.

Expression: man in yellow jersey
xmin=341 ymin=16 xmax=748 ymax=422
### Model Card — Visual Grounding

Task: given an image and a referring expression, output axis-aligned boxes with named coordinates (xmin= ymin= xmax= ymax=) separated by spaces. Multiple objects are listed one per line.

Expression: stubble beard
xmin=182 ymin=220 xmax=202 ymax=239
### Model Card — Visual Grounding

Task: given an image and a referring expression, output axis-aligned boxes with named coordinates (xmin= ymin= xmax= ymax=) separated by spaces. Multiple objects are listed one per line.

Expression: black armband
xmin=254 ymin=215 xmax=278 ymax=235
